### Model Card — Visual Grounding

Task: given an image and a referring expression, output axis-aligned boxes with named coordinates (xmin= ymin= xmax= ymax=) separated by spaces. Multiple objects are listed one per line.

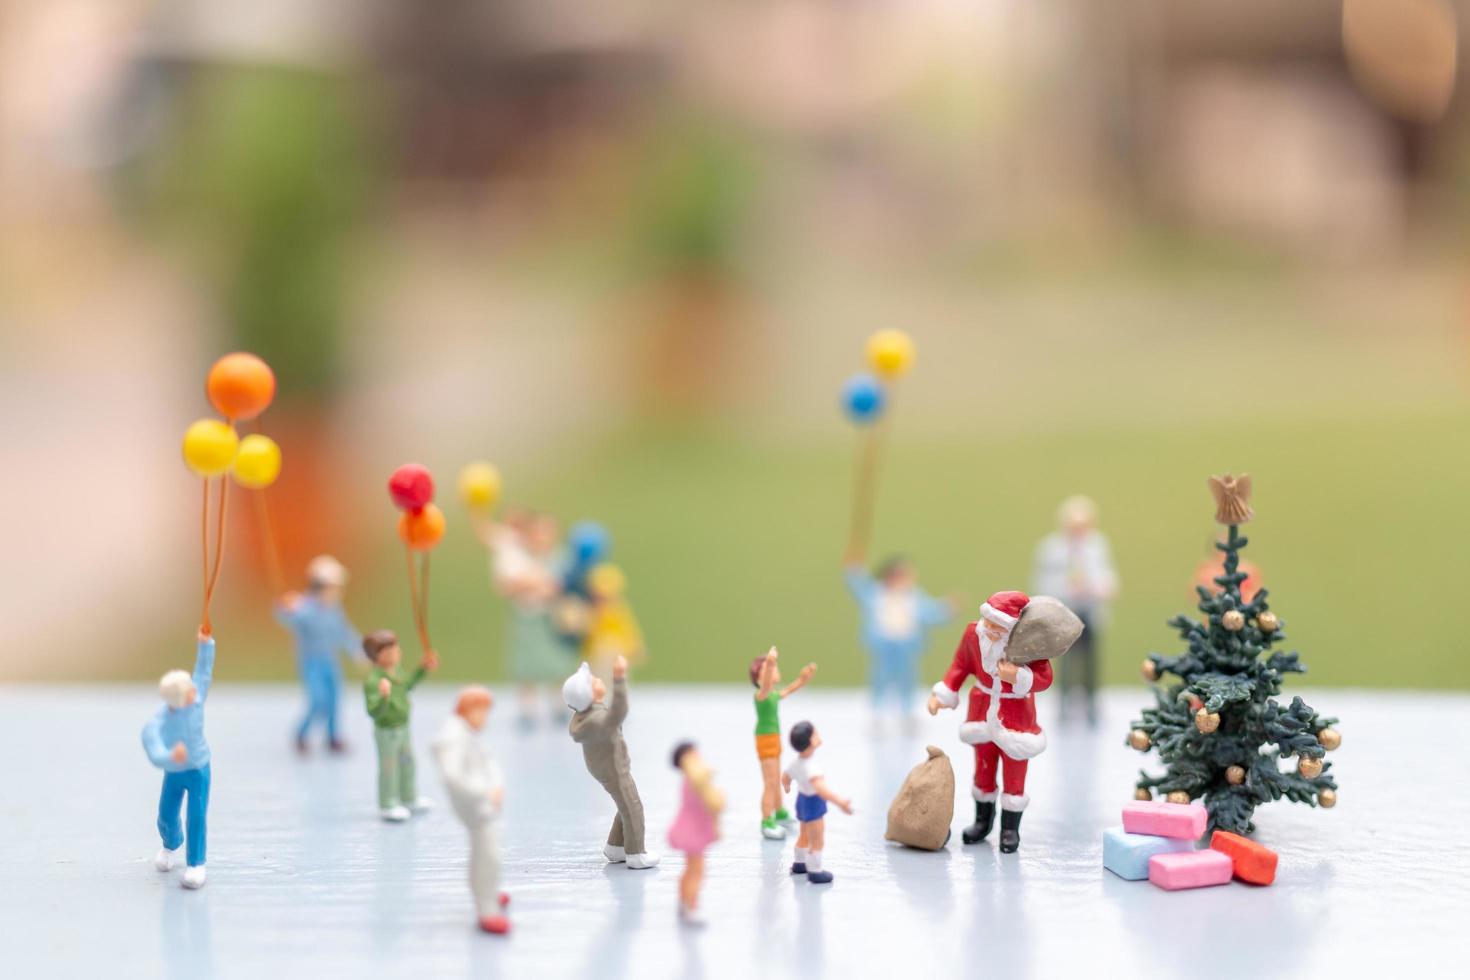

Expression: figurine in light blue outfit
xmin=844 ymin=554 xmax=955 ymax=723
xmin=142 ymin=630 xmax=215 ymax=889
xmin=275 ymin=555 xmax=363 ymax=753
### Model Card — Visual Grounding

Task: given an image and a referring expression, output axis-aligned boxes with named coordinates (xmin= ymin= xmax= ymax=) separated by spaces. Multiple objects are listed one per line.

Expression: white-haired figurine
xmin=564 ymin=656 xmax=658 ymax=869
xmin=1032 ymin=496 xmax=1117 ymax=725
xmin=432 ymin=687 xmax=510 ymax=935
xmin=141 ymin=629 xmax=215 ymax=889
xmin=274 ymin=555 xmax=363 ymax=753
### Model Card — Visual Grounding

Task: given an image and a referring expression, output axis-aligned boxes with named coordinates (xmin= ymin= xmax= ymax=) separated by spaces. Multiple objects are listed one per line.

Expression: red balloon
xmin=389 ymin=464 xmax=434 ymax=512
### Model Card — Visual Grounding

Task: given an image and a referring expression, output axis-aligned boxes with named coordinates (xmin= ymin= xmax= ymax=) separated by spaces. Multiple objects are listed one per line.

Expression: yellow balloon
xmin=458 ymin=461 xmax=502 ymax=511
xmin=182 ymin=419 xmax=239 ymax=477
xmin=865 ymin=328 xmax=916 ymax=379
xmin=232 ymin=434 xmax=282 ymax=489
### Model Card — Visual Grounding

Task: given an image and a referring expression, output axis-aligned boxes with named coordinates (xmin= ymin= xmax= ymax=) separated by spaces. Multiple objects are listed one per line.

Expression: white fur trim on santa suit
xmin=979 ymin=602 xmax=1019 ymax=630
xmin=972 ymin=786 xmax=998 ymax=803
xmin=1010 ymin=665 xmax=1034 ymax=697
xmin=931 ymin=682 xmax=960 ymax=709
xmin=1000 ymin=793 xmax=1029 ymax=812
xmin=958 ymin=719 xmax=1047 ymax=759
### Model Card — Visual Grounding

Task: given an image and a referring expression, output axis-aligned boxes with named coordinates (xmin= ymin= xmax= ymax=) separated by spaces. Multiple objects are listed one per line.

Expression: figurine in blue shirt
xmin=275 ymin=555 xmax=363 ymax=753
xmin=844 ymin=551 xmax=955 ymax=725
xmin=142 ymin=629 xmax=215 ymax=889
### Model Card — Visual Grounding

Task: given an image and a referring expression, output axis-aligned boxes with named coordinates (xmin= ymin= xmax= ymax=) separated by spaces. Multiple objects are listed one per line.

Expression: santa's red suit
xmin=931 ymin=591 xmax=1053 ymax=813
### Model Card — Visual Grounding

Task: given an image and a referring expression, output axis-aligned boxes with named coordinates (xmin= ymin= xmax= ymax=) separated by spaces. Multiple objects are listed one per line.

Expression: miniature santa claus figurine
xmin=927 ymin=591 xmax=1053 ymax=854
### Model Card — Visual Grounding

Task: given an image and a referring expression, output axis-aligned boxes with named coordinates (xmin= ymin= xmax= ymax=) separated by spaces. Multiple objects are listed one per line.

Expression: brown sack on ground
xmin=885 ymin=745 xmax=955 ymax=850
xmin=1005 ymin=595 xmax=1084 ymax=665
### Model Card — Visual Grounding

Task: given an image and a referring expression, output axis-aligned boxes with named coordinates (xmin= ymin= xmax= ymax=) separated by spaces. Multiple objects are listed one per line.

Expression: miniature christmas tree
xmin=1128 ymin=475 xmax=1340 ymax=834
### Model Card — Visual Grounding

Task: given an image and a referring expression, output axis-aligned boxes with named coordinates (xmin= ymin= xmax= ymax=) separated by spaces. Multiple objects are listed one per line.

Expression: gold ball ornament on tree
xmin=1299 ymin=756 xmax=1324 ymax=779
xmin=1226 ymin=765 xmax=1246 ymax=785
xmin=1140 ymin=659 xmax=1158 ymax=682
xmin=1318 ymin=728 xmax=1342 ymax=751
xmin=1257 ymin=611 xmax=1280 ymax=633
xmin=1134 ymin=788 xmax=1152 ymax=801
xmin=1318 ymin=788 xmax=1337 ymax=809
xmin=1221 ymin=610 xmax=1245 ymax=631
xmin=1166 ymin=791 xmax=1190 ymax=805
xmin=1128 ymin=729 xmax=1151 ymax=751
xmin=1195 ymin=709 xmax=1221 ymax=734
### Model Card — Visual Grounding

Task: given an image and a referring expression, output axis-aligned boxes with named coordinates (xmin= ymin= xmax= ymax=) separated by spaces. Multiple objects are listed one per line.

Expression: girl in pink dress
xmin=668 ymin=742 xmax=724 ymax=926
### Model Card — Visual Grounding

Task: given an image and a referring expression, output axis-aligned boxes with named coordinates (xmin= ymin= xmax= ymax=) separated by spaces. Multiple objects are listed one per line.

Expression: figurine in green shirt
xmin=363 ymin=629 xmax=439 ymax=822
xmin=750 ymin=647 xmax=816 ymax=840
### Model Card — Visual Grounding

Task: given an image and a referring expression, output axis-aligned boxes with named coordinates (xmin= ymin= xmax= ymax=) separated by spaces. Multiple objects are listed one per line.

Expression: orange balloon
xmin=398 ymin=504 xmax=446 ymax=551
xmin=207 ymin=353 xmax=276 ymax=421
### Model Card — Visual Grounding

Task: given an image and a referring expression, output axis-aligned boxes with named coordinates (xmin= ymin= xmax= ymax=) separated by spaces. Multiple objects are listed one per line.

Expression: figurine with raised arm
xmin=275 ymin=555 xmax=363 ymax=753
xmin=928 ymin=591 xmax=1077 ymax=854
xmin=363 ymin=629 xmax=438 ymax=822
xmin=667 ymin=741 xmax=724 ymax=927
xmin=564 ymin=655 xmax=658 ymax=869
xmin=782 ymin=721 xmax=853 ymax=884
xmin=142 ymin=629 xmax=216 ymax=889
xmin=432 ymin=686 xmax=511 ymax=935
xmin=751 ymin=647 xmax=816 ymax=839
xmin=1032 ymin=497 xmax=1117 ymax=725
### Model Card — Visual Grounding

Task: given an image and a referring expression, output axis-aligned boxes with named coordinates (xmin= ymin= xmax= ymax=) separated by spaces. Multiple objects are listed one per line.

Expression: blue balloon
xmin=569 ymin=521 xmax=611 ymax=565
xmin=842 ymin=373 xmax=885 ymax=424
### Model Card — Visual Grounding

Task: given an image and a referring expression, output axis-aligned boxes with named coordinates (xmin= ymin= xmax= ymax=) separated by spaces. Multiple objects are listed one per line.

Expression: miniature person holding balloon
xmin=142 ymin=629 xmax=216 ymax=889
xmin=363 ymin=629 xmax=439 ymax=822
xmin=275 ymin=555 xmax=363 ymax=754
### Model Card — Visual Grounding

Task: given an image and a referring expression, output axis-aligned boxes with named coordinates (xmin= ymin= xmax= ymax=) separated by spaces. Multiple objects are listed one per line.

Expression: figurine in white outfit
xmin=431 ymin=687 xmax=510 ymax=935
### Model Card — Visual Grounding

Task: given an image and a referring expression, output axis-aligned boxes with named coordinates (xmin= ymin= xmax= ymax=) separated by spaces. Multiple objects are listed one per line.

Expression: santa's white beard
xmin=979 ymin=629 xmax=1010 ymax=674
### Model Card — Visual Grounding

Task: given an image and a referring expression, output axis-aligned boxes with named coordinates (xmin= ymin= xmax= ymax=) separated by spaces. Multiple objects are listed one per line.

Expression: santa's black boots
xmin=999 ymin=810 xmax=1023 ymax=853
xmin=961 ymin=801 xmax=996 ymax=844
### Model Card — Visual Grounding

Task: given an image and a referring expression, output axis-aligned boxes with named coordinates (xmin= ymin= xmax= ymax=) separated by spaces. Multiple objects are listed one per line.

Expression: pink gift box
xmin=1148 ymin=849 xmax=1233 ymax=891
xmin=1121 ymin=800 xmax=1207 ymax=840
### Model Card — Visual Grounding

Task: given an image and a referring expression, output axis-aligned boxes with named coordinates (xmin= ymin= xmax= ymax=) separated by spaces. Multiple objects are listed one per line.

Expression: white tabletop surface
xmin=3 ymin=684 xmax=1462 ymax=979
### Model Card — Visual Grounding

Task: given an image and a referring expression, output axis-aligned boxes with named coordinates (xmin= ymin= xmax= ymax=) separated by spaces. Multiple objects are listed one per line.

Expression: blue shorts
xmin=796 ymin=792 xmax=827 ymax=823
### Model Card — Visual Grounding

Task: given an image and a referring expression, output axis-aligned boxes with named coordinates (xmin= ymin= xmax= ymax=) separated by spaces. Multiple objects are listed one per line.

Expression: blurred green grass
xmin=199 ymin=403 xmax=1468 ymax=691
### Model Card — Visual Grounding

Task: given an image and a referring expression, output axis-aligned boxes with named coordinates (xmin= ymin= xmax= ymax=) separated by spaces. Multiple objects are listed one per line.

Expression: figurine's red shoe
xmin=479 ymin=915 xmax=511 ymax=935
xmin=498 ymin=892 xmax=510 ymax=908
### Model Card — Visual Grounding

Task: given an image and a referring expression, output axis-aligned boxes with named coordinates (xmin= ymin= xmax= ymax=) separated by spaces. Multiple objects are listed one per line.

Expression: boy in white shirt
xmin=781 ymin=721 xmax=853 ymax=884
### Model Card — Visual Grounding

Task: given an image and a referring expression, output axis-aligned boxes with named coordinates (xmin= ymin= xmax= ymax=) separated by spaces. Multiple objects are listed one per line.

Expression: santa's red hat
xmin=980 ymin=590 xmax=1030 ymax=630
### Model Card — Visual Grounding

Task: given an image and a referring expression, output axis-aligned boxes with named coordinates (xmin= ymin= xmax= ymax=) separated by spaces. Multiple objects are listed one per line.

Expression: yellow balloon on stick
xmin=232 ymin=434 xmax=282 ymax=489
xmin=865 ymin=329 xmax=916 ymax=379
xmin=458 ymin=462 xmax=502 ymax=511
xmin=182 ymin=419 xmax=240 ymax=477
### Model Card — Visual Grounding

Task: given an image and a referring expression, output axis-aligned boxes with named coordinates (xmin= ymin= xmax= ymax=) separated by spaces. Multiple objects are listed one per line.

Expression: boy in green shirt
xmin=751 ymin=647 xmax=816 ymax=839
xmin=363 ymin=629 xmax=439 ymax=822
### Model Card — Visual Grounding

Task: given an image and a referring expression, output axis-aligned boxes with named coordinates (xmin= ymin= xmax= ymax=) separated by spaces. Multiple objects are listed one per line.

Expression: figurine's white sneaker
xmin=760 ymin=820 xmax=786 ymax=840
xmin=381 ymin=805 xmax=412 ymax=823
xmin=603 ymin=844 xmax=626 ymax=863
xmin=180 ymin=866 xmax=207 ymax=889
xmin=154 ymin=847 xmax=178 ymax=872
xmin=679 ymin=904 xmax=707 ymax=928
xmin=408 ymin=796 xmax=434 ymax=814
xmin=625 ymin=852 xmax=660 ymax=870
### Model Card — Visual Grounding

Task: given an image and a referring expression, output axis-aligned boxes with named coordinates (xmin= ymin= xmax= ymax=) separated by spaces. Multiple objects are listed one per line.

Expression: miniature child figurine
xmin=667 ymin=741 xmax=724 ymax=927
xmin=927 ymin=591 xmax=1053 ymax=853
xmin=751 ymin=647 xmax=817 ymax=839
xmin=431 ymin=686 xmax=511 ymax=935
xmin=1032 ymin=497 xmax=1117 ymax=725
xmin=782 ymin=721 xmax=853 ymax=884
xmin=483 ymin=510 xmax=573 ymax=727
xmin=275 ymin=555 xmax=363 ymax=753
xmin=583 ymin=563 xmax=646 ymax=681
xmin=362 ymin=630 xmax=439 ymax=821
xmin=563 ymin=656 xmax=659 ymax=869
xmin=843 ymin=548 xmax=954 ymax=725
xmin=141 ymin=629 xmax=215 ymax=889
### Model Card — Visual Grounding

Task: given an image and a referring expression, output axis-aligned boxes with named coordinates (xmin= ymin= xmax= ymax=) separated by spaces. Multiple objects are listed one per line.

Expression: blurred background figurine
xmin=844 ymin=548 xmax=955 ymax=730
xmin=583 ymin=563 xmax=646 ymax=681
xmin=362 ymin=629 xmax=438 ymax=822
xmin=782 ymin=721 xmax=854 ymax=885
xmin=750 ymin=647 xmax=816 ymax=840
xmin=1031 ymin=496 xmax=1118 ymax=725
xmin=564 ymin=656 xmax=659 ymax=869
xmin=141 ymin=630 xmax=215 ymax=890
xmin=431 ymin=686 xmax=510 ymax=936
xmin=483 ymin=510 xmax=573 ymax=727
xmin=1193 ymin=538 xmax=1263 ymax=604
xmin=667 ymin=741 xmax=724 ymax=928
xmin=275 ymin=555 xmax=363 ymax=754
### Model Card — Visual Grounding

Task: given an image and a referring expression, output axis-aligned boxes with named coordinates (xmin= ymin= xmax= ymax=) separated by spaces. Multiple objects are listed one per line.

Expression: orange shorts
xmin=755 ymin=733 xmax=782 ymax=760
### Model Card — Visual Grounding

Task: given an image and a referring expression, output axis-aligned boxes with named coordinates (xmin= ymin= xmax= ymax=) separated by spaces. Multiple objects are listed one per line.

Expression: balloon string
xmin=405 ymin=545 xmax=431 ymax=652
xmin=419 ymin=551 xmax=432 ymax=651
xmin=253 ymin=487 xmax=287 ymax=597
xmin=204 ymin=477 xmax=229 ymax=614
xmin=201 ymin=479 xmax=213 ymax=634
xmin=847 ymin=420 xmax=887 ymax=559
